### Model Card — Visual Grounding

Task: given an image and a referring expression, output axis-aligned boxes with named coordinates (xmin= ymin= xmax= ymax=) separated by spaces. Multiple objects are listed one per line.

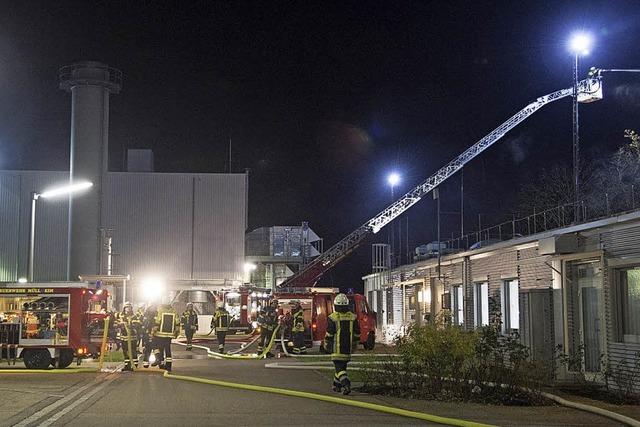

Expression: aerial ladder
xmin=279 ymin=76 xmax=604 ymax=289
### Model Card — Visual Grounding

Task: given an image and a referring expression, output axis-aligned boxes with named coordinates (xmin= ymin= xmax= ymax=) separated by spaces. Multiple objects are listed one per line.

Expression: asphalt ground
xmin=0 ymin=344 xmax=635 ymax=426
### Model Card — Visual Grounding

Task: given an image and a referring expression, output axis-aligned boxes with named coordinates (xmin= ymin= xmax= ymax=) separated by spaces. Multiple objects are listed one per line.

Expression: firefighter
xmin=211 ymin=304 xmax=230 ymax=353
xmin=323 ymin=293 xmax=360 ymax=395
xmin=145 ymin=303 xmax=180 ymax=371
xmin=181 ymin=302 xmax=198 ymax=351
xmin=291 ymin=300 xmax=307 ymax=355
xmin=135 ymin=303 xmax=147 ymax=351
xmin=256 ymin=298 xmax=278 ymax=357
xmin=141 ymin=304 xmax=160 ymax=368
xmin=116 ymin=301 xmax=141 ymax=371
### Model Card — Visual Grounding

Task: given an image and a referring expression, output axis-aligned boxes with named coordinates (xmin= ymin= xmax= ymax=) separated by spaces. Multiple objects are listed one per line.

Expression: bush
xmin=361 ymin=323 xmax=550 ymax=405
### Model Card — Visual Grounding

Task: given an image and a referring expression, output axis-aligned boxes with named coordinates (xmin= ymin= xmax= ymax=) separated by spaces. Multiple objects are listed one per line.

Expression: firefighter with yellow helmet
xmin=116 ymin=301 xmax=141 ymax=371
xmin=211 ymin=303 xmax=231 ymax=353
xmin=257 ymin=298 xmax=278 ymax=357
xmin=145 ymin=303 xmax=180 ymax=371
xmin=181 ymin=302 xmax=198 ymax=351
xmin=290 ymin=300 xmax=307 ymax=355
xmin=323 ymin=293 xmax=360 ymax=395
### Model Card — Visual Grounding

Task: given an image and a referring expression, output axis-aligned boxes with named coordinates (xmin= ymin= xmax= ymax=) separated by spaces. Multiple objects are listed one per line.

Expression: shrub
xmin=361 ymin=323 xmax=550 ymax=405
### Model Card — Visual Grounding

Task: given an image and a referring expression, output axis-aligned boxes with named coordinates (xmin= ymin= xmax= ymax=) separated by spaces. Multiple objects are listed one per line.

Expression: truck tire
xmin=57 ymin=349 xmax=75 ymax=368
xmin=23 ymin=349 xmax=52 ymax=369
xmin=363 ymin=332 xmax=376 ymax=350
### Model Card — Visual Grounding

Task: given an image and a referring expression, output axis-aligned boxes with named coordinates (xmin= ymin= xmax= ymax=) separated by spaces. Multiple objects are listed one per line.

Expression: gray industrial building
xmin=0 ymin=61 xmax=247 ymax=294
xmin=245 ymin=223 xmax=322 ymax=289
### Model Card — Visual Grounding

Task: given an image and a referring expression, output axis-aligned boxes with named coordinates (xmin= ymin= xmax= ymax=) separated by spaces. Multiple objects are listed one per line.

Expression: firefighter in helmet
xmin=211 ymin=303 xmax=231 ymax=353
xmin=181 ymin=302 xmax=198 ymax=351
xmin=323 ymin=293 xmax=360 ymax=395
xmin=290 ymin=300 xmax=307 ymax=355
xmin=116 ymin=301 xmax=141 ymax=371
xmin=135 ymin=303 xmax=147 ymax=351
xmin=145 ymin=303 xmax=180 ymax=371
xmin=257 ymin=298 xmax=278 ymax=357
xmin=141 ymin=304 xmax=158 ymax=368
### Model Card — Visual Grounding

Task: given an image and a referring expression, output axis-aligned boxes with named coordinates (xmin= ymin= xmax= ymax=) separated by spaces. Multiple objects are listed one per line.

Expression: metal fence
xmin=443 ymin=191 xmax=639 ymax=251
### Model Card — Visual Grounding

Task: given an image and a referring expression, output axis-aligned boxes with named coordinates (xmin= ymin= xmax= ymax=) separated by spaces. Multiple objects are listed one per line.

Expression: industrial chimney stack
xmin=59 ymin=61 xmax=122 ymax=280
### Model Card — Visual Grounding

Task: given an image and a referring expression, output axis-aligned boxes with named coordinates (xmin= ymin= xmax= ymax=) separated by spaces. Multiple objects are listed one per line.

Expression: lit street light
xmin=569 ymin=31 xmax=593 ymax=219
xmin=386 ymin=172 xmax=401 ymax=267
xmin=27 ymin=181 xmax=93 ymax=282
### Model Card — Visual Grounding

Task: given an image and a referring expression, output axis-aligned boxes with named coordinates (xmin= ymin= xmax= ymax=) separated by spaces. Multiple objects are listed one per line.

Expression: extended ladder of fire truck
xmin=280 ymin=77 xmax=604 ymax=289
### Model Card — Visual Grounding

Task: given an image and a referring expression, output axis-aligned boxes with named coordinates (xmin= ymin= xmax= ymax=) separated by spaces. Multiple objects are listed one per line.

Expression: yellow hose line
xmin=163 ymin=371 xmax=495 ymax=427
xmin=0 ymin=368 xmax=98 ymax=374
xmin=206 ymin=325 xmax=281 ymax=360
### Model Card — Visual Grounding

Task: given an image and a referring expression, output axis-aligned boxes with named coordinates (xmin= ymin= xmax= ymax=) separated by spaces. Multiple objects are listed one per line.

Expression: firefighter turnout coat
xmin=211 ymin=308 xmax=230 ymax=332
xmin=292 ymin=308 xmax=305 ymax=333
xmin=153 ymin=305 xmax=181 ymax=338
xmin=181 ymin=309 xmax=199 ymax=332
xmin=324 ymin=311 xmax=360 ymax=361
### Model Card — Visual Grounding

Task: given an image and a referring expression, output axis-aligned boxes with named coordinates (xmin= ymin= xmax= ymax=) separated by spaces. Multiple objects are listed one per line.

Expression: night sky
xmin=1 ymin=1 xmax=639 ymax=288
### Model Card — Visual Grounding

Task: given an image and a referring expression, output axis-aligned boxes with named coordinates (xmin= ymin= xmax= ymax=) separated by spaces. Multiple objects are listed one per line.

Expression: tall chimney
xmin=59 ymin=61 xmax=122 ymax=280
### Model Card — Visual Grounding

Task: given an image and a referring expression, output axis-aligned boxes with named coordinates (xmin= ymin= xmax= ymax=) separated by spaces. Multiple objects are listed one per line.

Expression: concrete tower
xmin=59 ymin=61 xmax=122 ymax=280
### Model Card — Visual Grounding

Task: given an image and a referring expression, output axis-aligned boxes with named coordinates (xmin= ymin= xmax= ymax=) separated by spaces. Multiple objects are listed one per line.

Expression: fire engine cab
xmin=0 ymin=284 xmax=108 ymax=369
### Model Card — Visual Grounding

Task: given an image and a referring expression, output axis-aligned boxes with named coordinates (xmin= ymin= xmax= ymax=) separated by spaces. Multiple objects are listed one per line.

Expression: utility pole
xmin=460 ymin=167 xmax=464 ymax=237
xmin=434 ymin=189 xmax=441 ymax=278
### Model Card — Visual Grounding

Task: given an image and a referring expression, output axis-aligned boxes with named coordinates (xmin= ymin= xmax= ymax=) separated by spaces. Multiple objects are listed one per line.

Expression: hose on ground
xmin=163 ymin=370 xmax=494 ymax=427
xmin=265 ymin=362 xmax=640 ymax=427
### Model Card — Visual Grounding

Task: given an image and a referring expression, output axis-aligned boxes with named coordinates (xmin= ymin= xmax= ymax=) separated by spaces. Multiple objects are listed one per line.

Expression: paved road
xmin=0 ymin=345 xmax=630 ymax=426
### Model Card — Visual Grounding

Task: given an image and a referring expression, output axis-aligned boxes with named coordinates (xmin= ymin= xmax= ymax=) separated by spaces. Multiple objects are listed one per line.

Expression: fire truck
xmin=222 ymin=286 xmax=376 ymax=349
xmin=0 ymin=284 xmax=109 ymax=369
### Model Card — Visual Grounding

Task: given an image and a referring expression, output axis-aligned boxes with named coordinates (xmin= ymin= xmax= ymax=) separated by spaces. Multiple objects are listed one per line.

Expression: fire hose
xmin=174 ymin=325 xmax=281 ymax=360
xmin=162 ymin=370 xmax=495 ymax=427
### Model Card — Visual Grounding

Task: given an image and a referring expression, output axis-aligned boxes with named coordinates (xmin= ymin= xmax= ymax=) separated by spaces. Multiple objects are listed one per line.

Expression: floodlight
xmin=569 ymin=32 xmax=593 ymax=56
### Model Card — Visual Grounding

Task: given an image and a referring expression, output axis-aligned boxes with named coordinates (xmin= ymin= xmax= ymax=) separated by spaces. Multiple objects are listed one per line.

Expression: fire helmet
xmin=334 ymin=293 xmax=349 ymax=306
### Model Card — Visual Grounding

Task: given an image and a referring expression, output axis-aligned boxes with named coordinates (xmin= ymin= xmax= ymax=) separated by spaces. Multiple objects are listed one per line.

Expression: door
xmin=581 ymin=287 xmax=601 ymax=371
xmin=567 ymin=260 xmax=603 ymax=372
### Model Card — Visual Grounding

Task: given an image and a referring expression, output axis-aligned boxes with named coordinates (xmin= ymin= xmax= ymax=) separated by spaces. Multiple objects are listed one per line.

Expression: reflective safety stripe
xmin=336 ymin=370 xmax=347 ymax=379
xmin=166 ymin=358 xmax=173 ymax=362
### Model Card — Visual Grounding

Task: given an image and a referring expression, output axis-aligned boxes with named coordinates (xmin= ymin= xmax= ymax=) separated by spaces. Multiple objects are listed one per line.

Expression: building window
xmin=501 ymin=279 xmax=519 ymax=333
xmin=473 ymin=282 xmax=489 ymax=327
xmin=451 ymin=285 xmax=464 ymax=326
xmin=617 ymin=267 xmax=640 ymax=342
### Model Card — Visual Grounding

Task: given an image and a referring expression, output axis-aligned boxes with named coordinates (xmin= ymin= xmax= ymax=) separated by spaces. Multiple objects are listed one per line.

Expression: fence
xmin=443 ymin=191 xmax=639 ymax=251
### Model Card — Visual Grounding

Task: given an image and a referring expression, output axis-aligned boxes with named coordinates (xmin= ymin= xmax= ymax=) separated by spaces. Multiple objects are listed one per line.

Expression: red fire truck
xmin=222 ymin=286 xmax=376 ymax=349
xmin=275 ymin=288 xmax=376 ymax=350
xmin=0 ymin=284 xmax=109 ymax=369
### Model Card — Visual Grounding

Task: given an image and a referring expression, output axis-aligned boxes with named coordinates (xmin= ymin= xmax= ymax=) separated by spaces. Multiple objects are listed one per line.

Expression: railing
xmin=58 ymin=62 xmax=123 ymax=93
xmin=442 ymin=190 xmax=639 ymax=252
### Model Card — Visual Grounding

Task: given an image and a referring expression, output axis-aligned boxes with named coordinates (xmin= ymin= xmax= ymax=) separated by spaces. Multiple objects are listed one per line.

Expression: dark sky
xmin=1 ymin=1 xmax=639 ymax=288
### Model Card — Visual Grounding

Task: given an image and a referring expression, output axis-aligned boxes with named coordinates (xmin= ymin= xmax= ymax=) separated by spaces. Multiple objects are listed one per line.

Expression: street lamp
xmin=386 ymin=172 xmax=401 ymax=267
xmin=27 ymin=181 xmax=93 ymax=282
xmin=569 ymin=31 xmax=593 ymax=218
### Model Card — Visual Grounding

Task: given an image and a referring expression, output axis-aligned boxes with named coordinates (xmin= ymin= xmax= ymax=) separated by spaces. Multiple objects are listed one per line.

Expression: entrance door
xmin=567 ymin=260 xmax=603 ymax=372
xmin=581 ymin=287 xmax=601 ymax=371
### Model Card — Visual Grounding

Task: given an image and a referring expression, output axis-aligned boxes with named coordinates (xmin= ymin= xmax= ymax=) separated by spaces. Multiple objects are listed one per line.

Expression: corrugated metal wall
xmin=103 ymin=172 xmax=247 ymax=282
xmin=0 ymin=171 xmax=246 ymax=283
xmin=0 ymin=171 xmax=70 ymax=282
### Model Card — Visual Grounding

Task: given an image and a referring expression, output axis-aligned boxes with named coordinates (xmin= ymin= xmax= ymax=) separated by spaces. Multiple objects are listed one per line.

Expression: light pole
xmin=569 ymin=31 xmax=593 ymax=219
xmin=387 ymin=172 xmax=401 ymax=267
xmin=27 ymin=181 xmax=93 ymax=282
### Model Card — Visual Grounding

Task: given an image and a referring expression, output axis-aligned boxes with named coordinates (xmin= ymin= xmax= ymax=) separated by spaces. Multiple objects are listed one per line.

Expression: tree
xmin=516 ymin=130 xmax=639 ymax=225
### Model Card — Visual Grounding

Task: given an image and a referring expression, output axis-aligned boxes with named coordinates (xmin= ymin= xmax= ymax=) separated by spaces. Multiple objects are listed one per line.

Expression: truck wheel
xmin=363 ymin=332 xmax=376 ymax=350
xmin=23 ymin=349 xmax=52 ymax=369
xmin=57 ymin=349 xmax=75 ymax=368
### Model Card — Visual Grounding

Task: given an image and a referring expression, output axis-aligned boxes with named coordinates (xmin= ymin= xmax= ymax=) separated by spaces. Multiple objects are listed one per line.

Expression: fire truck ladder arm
xmin=279 ymin=78 xmax=600 ymax=289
